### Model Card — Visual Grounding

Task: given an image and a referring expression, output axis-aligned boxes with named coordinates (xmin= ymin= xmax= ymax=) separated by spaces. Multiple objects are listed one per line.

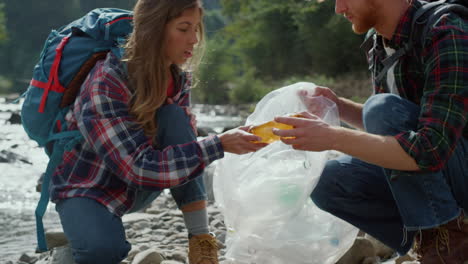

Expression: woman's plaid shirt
xmin=50 ymin=53 xmax=224 ymax=216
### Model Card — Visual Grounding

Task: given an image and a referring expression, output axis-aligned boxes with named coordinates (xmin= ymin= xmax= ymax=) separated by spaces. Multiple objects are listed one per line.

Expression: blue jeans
xmin=311 ymin=94 xmax=468 ymax=255
xmin=56 ymin=104 xmax=207 ymax=264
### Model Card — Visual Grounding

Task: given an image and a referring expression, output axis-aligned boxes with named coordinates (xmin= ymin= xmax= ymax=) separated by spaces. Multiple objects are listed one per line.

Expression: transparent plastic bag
xmin=213 ymin=82 xmax=358 ymax=264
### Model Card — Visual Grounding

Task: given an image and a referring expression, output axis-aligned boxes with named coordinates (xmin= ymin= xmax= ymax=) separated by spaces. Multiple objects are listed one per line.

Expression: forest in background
xmin=0 ymin=0 xmax=372 ymax=104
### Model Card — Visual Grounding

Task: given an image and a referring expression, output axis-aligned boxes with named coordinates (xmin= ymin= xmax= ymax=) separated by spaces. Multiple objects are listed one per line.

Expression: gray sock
xmin=183 ymin=208 xmax=209 ymax=236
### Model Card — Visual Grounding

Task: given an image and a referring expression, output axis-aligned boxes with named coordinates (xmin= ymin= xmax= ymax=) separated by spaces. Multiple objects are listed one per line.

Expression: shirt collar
xmin=385 ymin=0 xmax=423 ymax=49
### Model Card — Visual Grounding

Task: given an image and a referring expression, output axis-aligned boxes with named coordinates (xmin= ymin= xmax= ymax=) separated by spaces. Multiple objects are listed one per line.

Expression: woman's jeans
xmin=55 ymin=104 xmax=207 ymax=264
xmin=311 ymin=94 xmax=468 ymax=255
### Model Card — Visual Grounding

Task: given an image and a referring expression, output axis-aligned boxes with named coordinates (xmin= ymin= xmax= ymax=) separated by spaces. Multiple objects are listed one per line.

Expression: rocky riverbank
xmin=1 ymin=100 xmax=420 ymax=264
xmin=7 ymin=189 xmax=420 ymax=264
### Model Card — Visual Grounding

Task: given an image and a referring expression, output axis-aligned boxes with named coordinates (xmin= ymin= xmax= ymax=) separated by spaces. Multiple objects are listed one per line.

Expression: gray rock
xmin=18 ymin=253 xmax=39 ymax=264
xmin=126 ymin=229 xmax=137 ymax=239
xmin=169 ymin=251 xmax=187 ymax=262
xmin=125 ymin=248 xmax=141 ymax=262
xmin=48 ymin=246 xmax=76 ymax=264
xmin=336 ymin=237 xmax=376 ymax=264
xmin=365 ymin=234 xmax=395 ymax=260
xmin=362 ymin=256 xmax=380 ymax=264
xmin=123 ymin=213 xmax=159 ymax=224
xmin=172 ymin=222 xmax=186 ymax=232
xmin=131 ymin=247 xmax=165 ymax=264
xmin=45 ymin=229 xmax=69 ymax=249
xmin=134 ymin=236 xmax=152 ymax=243
xmin=160 ymin=261 xmax=184 ymax=264
xmin=216 ymin=232 xmax=226 ymax=244
xmin=138 ymin=245 xmax=150 ymax=252
xmin=169 ymin=210 xmax=183 ymax=217
xmin=8 ymin=112 xmax=21 ymax=124
xmin=133 ymin=221 xmax=151 ymax=231
xmin=0 ymin=150 xmax=31 ymax=164
xmin=395 ymin=252 xmax=419 ymax=264
xmin=197 ymin=127 xmax=216 ymax=137
xmin=210 ymin=219 xmax=225 ymax=229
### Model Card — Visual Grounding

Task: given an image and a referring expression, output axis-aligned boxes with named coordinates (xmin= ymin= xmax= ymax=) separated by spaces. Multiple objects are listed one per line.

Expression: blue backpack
xmin=20 ymin=8 xmax=133 ymax=252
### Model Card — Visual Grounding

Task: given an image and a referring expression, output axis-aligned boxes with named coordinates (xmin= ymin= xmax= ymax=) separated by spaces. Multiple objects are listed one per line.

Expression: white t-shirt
xmin=384 ymin=46 xmax=400 ymax=95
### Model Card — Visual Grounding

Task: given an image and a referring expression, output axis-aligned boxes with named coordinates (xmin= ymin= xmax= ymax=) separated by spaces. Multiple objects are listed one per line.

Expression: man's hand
xmin=299 ymin=86 xmax=340 ymax=118
xmin=300 ymin=86 xmax=365 ymax=130
xmin=218 ymin=126 xmax=268 ymax=154
xmin=272 ymin=111 xmax=338 ymax=152
xmin=274 ymin=112 xmax=419 ymax=171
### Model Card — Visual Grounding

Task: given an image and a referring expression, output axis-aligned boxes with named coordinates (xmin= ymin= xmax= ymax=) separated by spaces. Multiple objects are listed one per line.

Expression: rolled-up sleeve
xmin=395 ymin=20 xmax=468 ymax=171
xmin=78 ymin=68 xmax=224 ymax=190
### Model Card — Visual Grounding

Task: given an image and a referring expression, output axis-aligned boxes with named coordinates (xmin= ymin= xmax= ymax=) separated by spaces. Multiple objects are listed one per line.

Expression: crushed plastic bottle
xmin=249 ymin=121 xmax=293 ymax=143
xmin=214 ymin=83 xmax=358 ymax=264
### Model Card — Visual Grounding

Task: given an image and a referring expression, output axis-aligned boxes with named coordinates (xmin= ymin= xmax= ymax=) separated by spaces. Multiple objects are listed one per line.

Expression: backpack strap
xmin=418 ymin=2 xmax=468 ymax=44
xmin=362 ymin=0 xmax=468 ymax=86
xmin=372 ymin=1 xmax=442 ymax=82
xmin=35 ymin=129 xmax=82 ymax=252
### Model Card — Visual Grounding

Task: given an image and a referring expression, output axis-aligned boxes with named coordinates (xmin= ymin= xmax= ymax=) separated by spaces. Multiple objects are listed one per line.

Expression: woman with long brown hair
xmin=50 ymin=1 xmax=266 ymax=263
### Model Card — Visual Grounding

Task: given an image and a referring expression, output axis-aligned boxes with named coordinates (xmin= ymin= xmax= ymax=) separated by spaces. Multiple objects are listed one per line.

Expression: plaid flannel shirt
xmin=367 ymin=0 xmax=468 ymax=171
xmin=50 ymin=52 xmax=224 ymax=216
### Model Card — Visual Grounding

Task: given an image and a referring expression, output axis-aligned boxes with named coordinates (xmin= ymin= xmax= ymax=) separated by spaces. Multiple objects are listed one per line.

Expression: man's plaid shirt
xmin=50 ymin=53 xmax=224 ymax=216
xmin=367 ymin=0 xmax=468 ymax=171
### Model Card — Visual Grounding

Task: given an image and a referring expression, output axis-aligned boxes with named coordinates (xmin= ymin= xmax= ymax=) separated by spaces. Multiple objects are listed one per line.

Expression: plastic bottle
xmin=249 ymin=120 xmax=293 ymax=143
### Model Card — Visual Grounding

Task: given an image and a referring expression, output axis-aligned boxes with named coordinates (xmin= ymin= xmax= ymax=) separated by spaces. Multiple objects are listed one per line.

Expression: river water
xmin=0 ymin=100 xmax=243 ymax=263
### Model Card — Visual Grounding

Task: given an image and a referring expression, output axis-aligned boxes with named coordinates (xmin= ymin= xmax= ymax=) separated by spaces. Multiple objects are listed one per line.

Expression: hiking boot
xmin=414 ymin=212 xmax=468 ymax=264
xmin=188 ymin=233 xmax=219 ymax=264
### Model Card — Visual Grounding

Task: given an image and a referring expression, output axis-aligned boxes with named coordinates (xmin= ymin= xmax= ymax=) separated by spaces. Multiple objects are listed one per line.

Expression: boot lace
xmin=414 ymin=228 xmax=450 ymax=264
xmin=191 ymin=236 xmax=218 ymax=262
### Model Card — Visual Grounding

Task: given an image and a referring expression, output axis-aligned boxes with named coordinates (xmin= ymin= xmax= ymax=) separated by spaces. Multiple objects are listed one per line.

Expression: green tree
xmin=196 ymin=0 xmax=369 ymax=103
xmin=0 ymin=3 xmax=6 ymax=43
xmin=0 ymin=0 xmax=134 ymax=93
xmin=220 ymin=0 xmax=366 ymax=78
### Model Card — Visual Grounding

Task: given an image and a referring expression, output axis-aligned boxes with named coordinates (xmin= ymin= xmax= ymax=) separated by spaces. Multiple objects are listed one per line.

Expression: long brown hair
xmin=124 ymin=0 xmax=205 ymax=137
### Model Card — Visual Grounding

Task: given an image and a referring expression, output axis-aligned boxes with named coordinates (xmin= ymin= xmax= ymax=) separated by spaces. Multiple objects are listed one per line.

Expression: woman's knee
xmin=157 ymin=104 xmax=188 ymax=128
xmin=156 ymin=104 xmax=195 ymax=147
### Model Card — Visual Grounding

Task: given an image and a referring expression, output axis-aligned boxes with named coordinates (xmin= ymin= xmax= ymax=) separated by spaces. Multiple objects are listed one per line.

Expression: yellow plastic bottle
xmin=249 ymin=120 xmax=294 ymax=143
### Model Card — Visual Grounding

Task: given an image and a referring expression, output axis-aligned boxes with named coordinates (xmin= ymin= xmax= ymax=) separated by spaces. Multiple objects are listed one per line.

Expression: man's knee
xmin=73 ymin=238 xmax=130 ymax=264
xmin=363 ymin=94 xmax=416 ymax=135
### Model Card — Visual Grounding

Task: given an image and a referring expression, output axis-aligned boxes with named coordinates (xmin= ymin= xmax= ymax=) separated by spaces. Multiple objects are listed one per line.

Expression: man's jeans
xmin=56 ymin=104 xmax=207 ymax=264
xmin=311 ymin=94 xmax=468 ymax=255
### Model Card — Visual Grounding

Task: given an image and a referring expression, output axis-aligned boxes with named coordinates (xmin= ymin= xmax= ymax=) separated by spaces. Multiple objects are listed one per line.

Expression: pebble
xmin=45 ymin=228 xmax=68 ymax=250
xmin=14 ymin=188 xmax=421 ymax=264
xmin=131 ymin=247 xmax=165 ymax=264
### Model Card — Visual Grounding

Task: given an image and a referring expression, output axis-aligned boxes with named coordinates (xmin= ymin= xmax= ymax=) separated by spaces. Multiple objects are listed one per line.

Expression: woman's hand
xmin=218 ymin=126 xmax=268 ymax=154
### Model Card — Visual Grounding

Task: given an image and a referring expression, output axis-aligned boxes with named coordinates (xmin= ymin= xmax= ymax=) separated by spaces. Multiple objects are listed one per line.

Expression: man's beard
xmin=351 ymin=1 xmax=378 ymax=34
